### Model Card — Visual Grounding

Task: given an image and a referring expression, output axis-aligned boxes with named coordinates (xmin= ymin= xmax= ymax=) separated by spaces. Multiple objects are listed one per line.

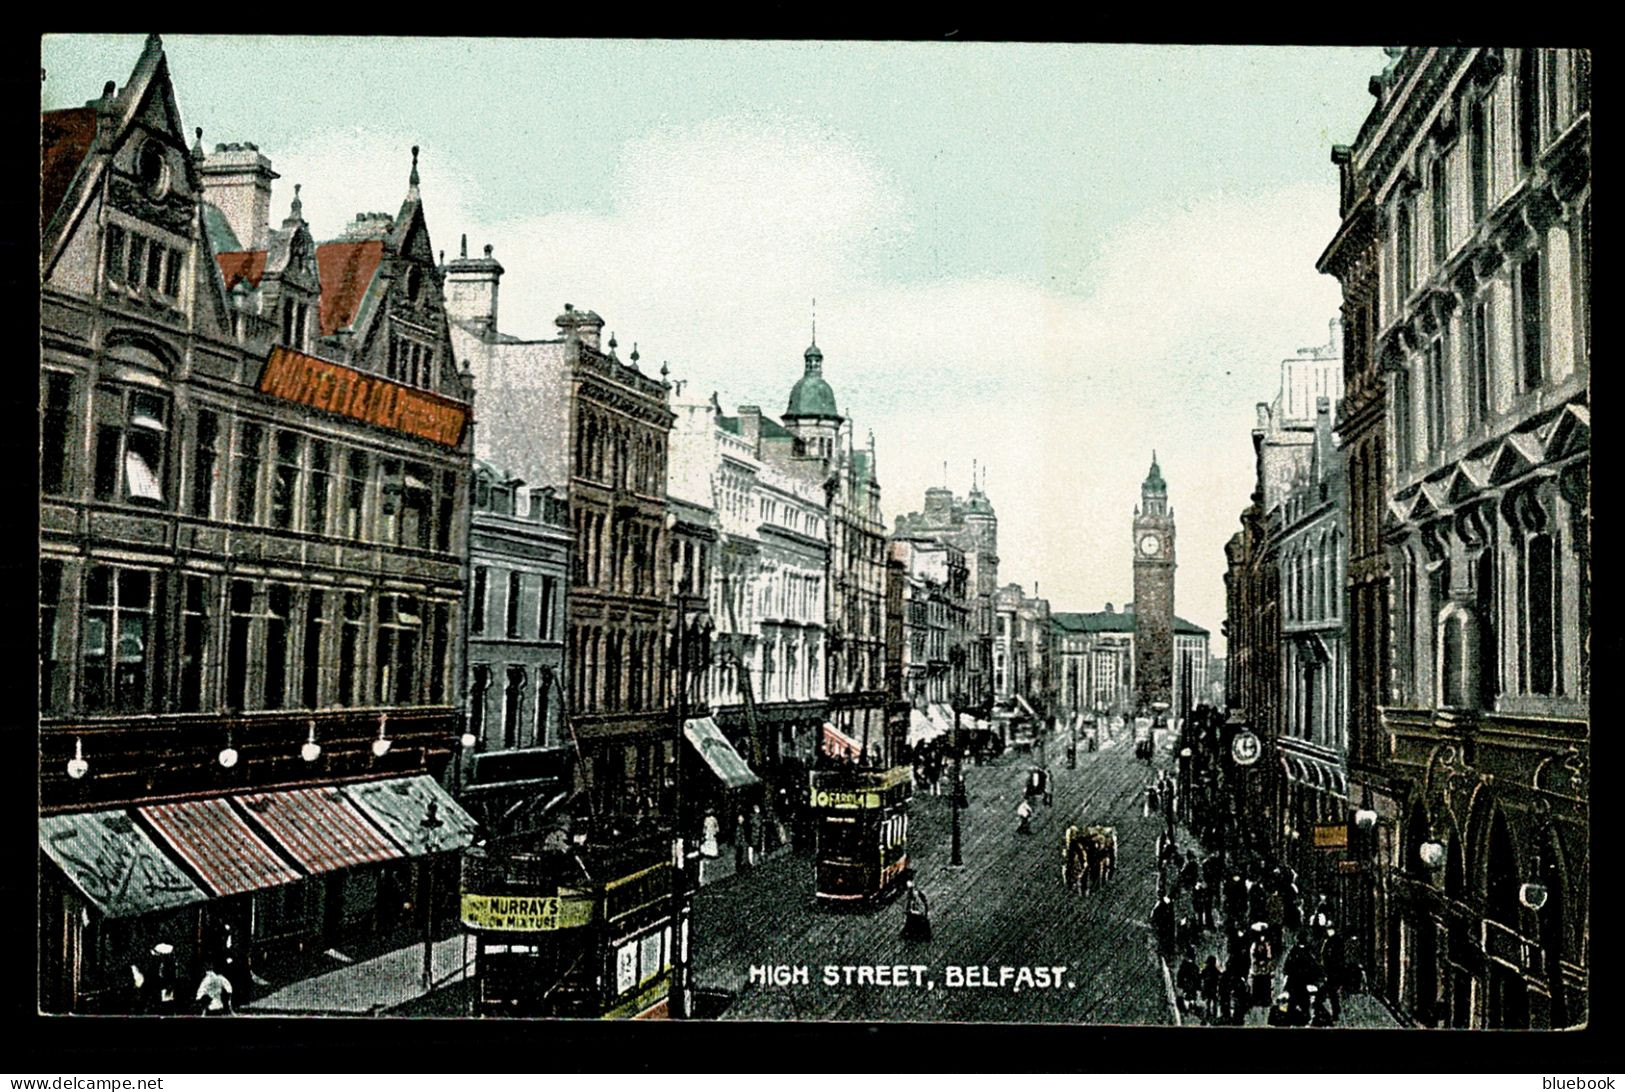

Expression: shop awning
xmin=928 ymin=704 xmax=957 ymax=737
xmin=237 ymin=786 xmax=405 ymax=876
xmin=908 ymin=709 xmax=944 ymax=746
xmin=821 ymin=722 xmax=864 ymax=760
xmin=140 ymin=798 xmax=302 ymax=897
xmin=684 ymin=717 xmax=761 ymax=790
xmin=342 ymin=775 xmax=479 ymax=856
xmin=39 ymin=810 xmax=208 ymax=919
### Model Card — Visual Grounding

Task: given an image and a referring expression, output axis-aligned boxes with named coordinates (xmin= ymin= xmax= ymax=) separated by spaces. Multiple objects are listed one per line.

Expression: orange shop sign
xmin=257 ymin=347 xmax=468 ymax=447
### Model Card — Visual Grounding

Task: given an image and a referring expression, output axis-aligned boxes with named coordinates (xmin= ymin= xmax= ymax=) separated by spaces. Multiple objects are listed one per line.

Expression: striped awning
xmin=237 ymin=786 xmax=404 ymax=876
xmin=140 ymin=797 xmax=302 ymax=897
xmin=822 ymin=722 xmax=864 ymax=760
xmin=908 ymin=709 xmax=944 ymax=746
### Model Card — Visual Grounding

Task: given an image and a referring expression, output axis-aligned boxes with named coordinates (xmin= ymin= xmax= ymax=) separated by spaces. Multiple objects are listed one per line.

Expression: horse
xmin=1082 ymin=825 xmax=1117 ymax=887
xmin=1063 ymin=826 xmax=1092 ymax=894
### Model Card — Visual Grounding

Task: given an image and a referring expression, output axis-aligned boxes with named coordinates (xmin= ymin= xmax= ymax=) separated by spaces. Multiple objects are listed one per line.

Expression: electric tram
xmin=810 ymin=764 xmax=913 ymax=905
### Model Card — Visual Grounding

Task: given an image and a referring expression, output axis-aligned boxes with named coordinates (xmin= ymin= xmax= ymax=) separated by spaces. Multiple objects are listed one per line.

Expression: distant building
xmin=1052 ymin=604 xmax=1209 ymax=725
xmin=893 ymin=479 xmax=1000 ymax=711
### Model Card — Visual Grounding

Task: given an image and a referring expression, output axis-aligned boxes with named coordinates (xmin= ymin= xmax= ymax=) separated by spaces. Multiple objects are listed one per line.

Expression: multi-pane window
xmin=469 ymin=664 xmax=491 ymax=740
xmin=1426 ymin=337 xmax=1447 ymax=454
xmin=301 ymin=590 xmax=325 ymax=709
xmin=339 ymin=592 xmax=365 ymax=706
xmin=343 ymin=451 xmax=368 ymax=540
xmin=538 ymin=576 xmax=557 ymax=641
xmin=82 ymin=566 xmax=156 ymax=713
xmin=191 ymin=409 xmax=219 ymax=518
xmin=1395 ymin=202 xmax=1414 ymax=301
xmin=376 ymin=595 xmax=422 ymax=704
xmin=472 ymin=569 xmax=489 ymax=635
xmin=104 ymin=223 xmax=183 ymax=302
xmin=1469 ymin=97 xmax=1490 ymax=221
xmin=233 ymin=421 xmax=265 ymax=523
xmin=41 ymin=371 xmax=74 ymax=496
xmin=1393 ymin=368 xmax=1413 ymax=472
xmin=1470 ymin=301 xmax=1492 ymax=426
xmin=280 ymin=299 xmax=310 ymax=351
xmin=178 ymin=574 xmax=209 ymax=712
xmin=306 ymin=440 xmax=330 ymax=536
xmin=1430 ymin=156 xmax=1449 ymax=266
xmin=1518 ymin=253 xmax=1544 ymax=390
xmin=506 ymin=572 xmax=524 ymax=638
xmin=225 ymin=580 xmax=255 ymax=710
xmin=39 ymin=559 xmax=65 ymax=714
xmin=388 ymin=336 xmax=434 ymax=387
xmin=504 ymin=667 xmax=527 ymax=748
xmin=400 ymin=464 xmax=433 ymax=549
xmin=1518 ymin=49 xmax=1541 ymax=170
xmin=429 ymin=603 xmax=450 ymax=705
xmin=436 ymin=470 xmax=456 ymax=552
xmin=263 ymin=584 xmax=292 ymax=709
xmin=93 ymin=388 xmax=168 ymax=505
xmin=270 ymin=431 xmax=303 ymax=530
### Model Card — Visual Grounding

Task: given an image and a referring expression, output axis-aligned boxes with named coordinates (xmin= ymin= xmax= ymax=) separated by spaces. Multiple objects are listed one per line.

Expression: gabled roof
xmin=315 ymin=240 xmax=385 ymax=335
xmin=41 ymin=107 xmax=98 ymax=231
xmin=216 ymin=250 xmax=268 ymax=290
xmin=201 ymin=201 xmax=242 ymax=253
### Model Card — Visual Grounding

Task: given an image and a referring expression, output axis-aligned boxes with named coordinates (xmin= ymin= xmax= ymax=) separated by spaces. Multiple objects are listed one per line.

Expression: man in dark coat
xmin=1151 ymin=895 xmax=1177 ymax=961
xmin=1176 ymin=946 xmax=1200 ymax=1013
xmin=1179 ymin=849 xmax=1200 ymax=892
xmin=1199 ymin=954 xmax=1223 ymax=1018
xmin=1223 ymin=873 xmax=1248 ymax=926
xmin=1192 ymin=879 xmax=1215 ymax=931
xmin=1320 ymin=927 xmax=1347 ymax=1020
xmin=1283 ymin=937 xmax=1322 ymax=1011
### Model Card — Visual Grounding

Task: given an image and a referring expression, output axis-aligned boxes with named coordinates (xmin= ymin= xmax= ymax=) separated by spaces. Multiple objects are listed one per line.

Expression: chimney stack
xmin=199 ymin=142 xmax=279 ymax=252
xmin=444 ymin=240 xmax=504 ymax=337
xmin=735 ymin=406 xmax=763 ymax=452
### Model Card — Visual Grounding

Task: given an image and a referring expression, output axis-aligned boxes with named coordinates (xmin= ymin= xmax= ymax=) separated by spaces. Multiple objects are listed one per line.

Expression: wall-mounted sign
xmin=258 ymin=347 xmax=468 ymax=447
xmin=460 ymin=892 xmax=593 ymax=932
xmin=1230 ymin=730 xmax=1262 ymax=767
xmin=1313 ymin=823 xmax=1349 ymax=849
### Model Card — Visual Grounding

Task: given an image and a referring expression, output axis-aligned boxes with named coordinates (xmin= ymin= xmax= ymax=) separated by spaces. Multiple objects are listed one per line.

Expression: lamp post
xmin=950 ymin=692 xmax=964 ymax=867
xmin=420 ymin=799 xmax=444 ymax=993
xmin=669 ymin=604 xmax=713 ymax=1020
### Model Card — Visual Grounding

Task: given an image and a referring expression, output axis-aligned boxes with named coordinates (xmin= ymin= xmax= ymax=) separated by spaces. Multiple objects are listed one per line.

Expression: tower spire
xmin=812 ymin=297 xmax=817 ymax=347
xmin=407 ymin=145 xmax=421 ymax=201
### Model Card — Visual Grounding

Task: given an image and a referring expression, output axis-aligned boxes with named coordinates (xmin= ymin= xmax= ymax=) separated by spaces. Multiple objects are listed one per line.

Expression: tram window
xmin=819 ymin=816 xmax=864 ymax=859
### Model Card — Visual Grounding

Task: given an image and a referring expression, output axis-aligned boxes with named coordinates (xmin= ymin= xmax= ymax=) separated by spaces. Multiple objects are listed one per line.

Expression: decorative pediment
xmin=1487 ymin=434 xmax=1542 ymax=485
xmin=1543 ymin=403 xmax=1590 ymax=460
xmin=1444 ymin=463 xmax=1485 ymax=506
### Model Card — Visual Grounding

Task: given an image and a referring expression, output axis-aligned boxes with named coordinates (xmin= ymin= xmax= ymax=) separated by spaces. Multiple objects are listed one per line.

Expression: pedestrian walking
xmin=1225 ymin=962 xmax=1251 ymax=1023
xmin=1283 ymin=881 xmax=1302 ymax=934
xmin=148 ymin=942 xmax=178 ymax=1014
xmin=1320 ymin=927 xmax=1346 ymax=1020
xmin=194 ymin=963 xmax=233 ymax=1015
xmin=1266 ymin=884 xmax=1286 ymax=951
xmin=1283 ymin=937 xmax=1321 ymax=1011
xmin=1151 ymin=895 xmax=1177 ymax=961
xmin=1192 ymin=879 xmax=1215 ymax=931
xmin=1179 ymin=849 xmax=1200 ymax=892
xmin=1307 ymin=895 xmax=1333 ymax=945
xmin=1249 ymin=930 xmax=1275 ymax=1008
xmin=900 ymin=876 xmax=932 ymax=941
xmin=1200 ymin=954 xmax=1222 ymax=1018
xmin=1176 ymin=946 xmax=1200 ymax=1013
xmin=1223 ymin=873 xmax=1248 ymax=926
xmin=1016 ymin=798 xmax=1033 ymax=834
xmin=1144 ymin=782 xmax=1159 ymax=819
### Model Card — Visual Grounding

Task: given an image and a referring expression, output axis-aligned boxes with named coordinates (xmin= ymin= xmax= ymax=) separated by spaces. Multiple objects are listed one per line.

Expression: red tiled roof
xmin=315 ymin=240 xmax=386 ymax=336
xmin=41 ymin=107 xmax=99 ymax=231
xmin=216 ymin=249 xmax=268 ymax=290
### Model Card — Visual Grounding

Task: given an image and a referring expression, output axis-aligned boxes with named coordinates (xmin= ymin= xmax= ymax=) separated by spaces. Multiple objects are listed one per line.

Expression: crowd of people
xmin=1145 ymin=776 xmax=1360 ymax=1027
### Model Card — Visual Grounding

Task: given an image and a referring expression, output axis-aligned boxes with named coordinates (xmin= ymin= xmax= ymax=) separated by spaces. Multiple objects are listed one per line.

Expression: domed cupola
xmin=784 ymin=317 xmax=842 ymax=424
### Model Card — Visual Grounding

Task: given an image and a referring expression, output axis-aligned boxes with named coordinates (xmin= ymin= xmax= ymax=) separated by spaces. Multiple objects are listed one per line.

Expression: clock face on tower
xmin=1139 ymin=533 xmax=1161 ymax=557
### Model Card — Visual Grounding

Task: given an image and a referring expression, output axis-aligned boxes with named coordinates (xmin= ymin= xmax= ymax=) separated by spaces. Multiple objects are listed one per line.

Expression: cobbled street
xmin=692 ymin=730 xmax=1178 ymax=1023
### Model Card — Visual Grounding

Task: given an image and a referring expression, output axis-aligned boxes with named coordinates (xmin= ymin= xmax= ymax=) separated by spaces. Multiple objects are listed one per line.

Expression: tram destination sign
xmin=258 ymin=347 xmax=469 ymax=447
xmin=461 ymin=893 xmax=594 ymax=932
xmin=812 ymin=787 xmax=881 ymax=810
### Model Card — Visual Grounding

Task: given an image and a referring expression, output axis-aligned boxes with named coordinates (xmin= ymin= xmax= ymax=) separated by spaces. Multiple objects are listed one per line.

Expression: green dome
xmin=786 ymin=372 xmax=839 ymax=418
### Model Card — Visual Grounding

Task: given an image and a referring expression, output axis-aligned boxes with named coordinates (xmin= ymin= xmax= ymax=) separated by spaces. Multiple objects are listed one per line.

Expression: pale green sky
xmin=41 ymin=36 xmax=1391 ymax=648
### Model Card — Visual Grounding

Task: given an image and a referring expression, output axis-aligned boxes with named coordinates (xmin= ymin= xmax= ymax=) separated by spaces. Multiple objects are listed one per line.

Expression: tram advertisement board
xmin=461 ymin=892 xmax=594 ymax=931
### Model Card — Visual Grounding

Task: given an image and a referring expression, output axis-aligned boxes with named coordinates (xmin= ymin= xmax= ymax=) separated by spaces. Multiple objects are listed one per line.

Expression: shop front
xmin=39 ymin=775 xmax=476 ymax=1013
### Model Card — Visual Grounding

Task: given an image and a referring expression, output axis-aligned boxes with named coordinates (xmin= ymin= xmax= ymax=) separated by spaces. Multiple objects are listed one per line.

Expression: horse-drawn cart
xmin=1062 ymin=825 xmax=1118 ymax=894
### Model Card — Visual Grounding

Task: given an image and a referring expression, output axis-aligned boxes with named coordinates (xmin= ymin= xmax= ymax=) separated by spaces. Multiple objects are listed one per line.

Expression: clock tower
xmin=1133 ymin=451 xmax=1176 ymax=712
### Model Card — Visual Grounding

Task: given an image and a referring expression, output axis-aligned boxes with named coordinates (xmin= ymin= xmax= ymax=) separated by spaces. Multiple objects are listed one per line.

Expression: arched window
xmin=1527 ymin=531 xmax=1556 ymax=695
xmin=1396 ymin=201 xmax=1415 ymax=300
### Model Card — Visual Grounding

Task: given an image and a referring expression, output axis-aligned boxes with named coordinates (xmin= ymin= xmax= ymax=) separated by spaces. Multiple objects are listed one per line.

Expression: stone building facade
xmin=39 ymin=37 xmax=477 ymax=1012
xmin=445 ymin=245 xmax=677 ymax=820
xmin=892 ymin=480 xmax=1000 ymax=712
xmin=1330 ymin=47 xmax=1589 ymax=1029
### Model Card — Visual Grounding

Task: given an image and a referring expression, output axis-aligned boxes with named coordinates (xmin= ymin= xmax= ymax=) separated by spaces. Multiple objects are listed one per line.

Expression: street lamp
xmin=301 ymin=721 xmax=322 ymax=763
xmin=372 ymin=712 xmax=393 ymax=757
xmin=950 ymin=692 xmax=965 ymax=867
xmin=420 ymin=799 xmax=444 ymax=993
xmin=669 ymin=606 xmax=714 ymax=1020
xmin=218 ymin=727 xmax=238 ymax=770
xmin=66 ymin=737 xmax=88 ymax=780
xmin=1520 ymin=852 xmax=1549 ymax=911
xmin=1418 ymin=838 xmax=1447 ymax=871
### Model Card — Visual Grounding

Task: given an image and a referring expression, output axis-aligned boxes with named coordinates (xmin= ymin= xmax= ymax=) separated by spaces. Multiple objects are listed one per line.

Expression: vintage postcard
xmin=37 ymin=36 xmax=1589 ymax=1035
